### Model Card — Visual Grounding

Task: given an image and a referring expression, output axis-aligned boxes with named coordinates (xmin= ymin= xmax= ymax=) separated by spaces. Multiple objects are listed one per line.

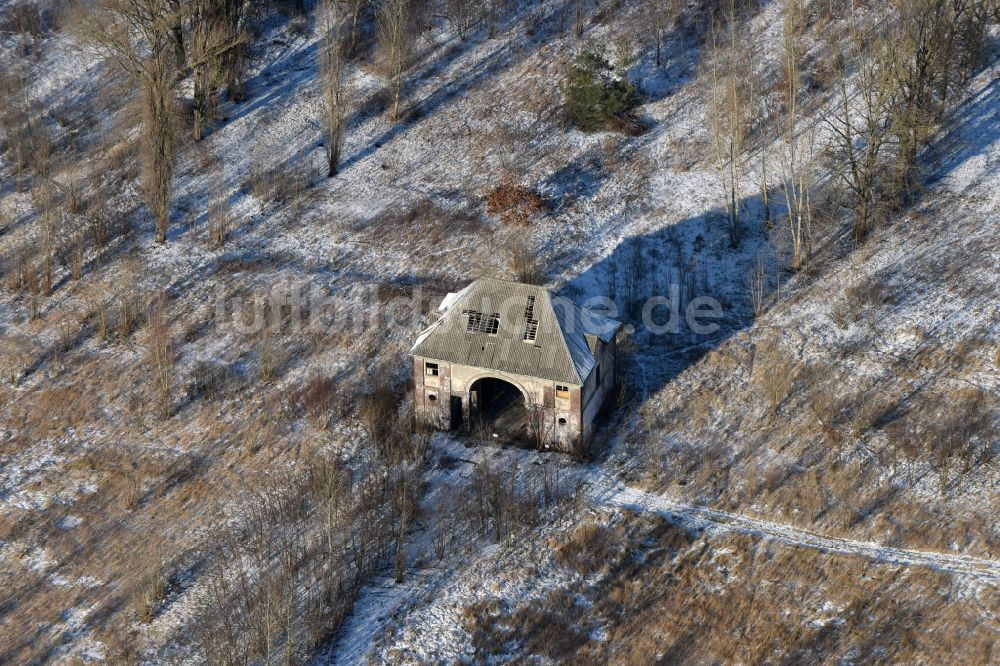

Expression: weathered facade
xmin=410 ymin=278 xmax=621 ymax=452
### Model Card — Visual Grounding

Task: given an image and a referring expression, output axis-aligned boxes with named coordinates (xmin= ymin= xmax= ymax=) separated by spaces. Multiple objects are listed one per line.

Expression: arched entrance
xmin=468 ymin=376 xmax=530 ymax=445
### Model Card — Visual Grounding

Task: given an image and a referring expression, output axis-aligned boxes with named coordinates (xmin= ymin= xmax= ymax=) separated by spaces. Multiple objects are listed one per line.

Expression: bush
xmin=133 ymin=568 xmax=167 ymax=623
xmin=206 ymin=196 xmax=229 ymax=249
xmin=485 ymin=175 xmax=545 ymax=227
xmin=2 ymin=3 xmax=45 ymax=38
xmin=564 ymin=40 xmax=640 ymax=131
xmin=298 ymin=373 xmax=337 ymax=422
xmin=505 ymin=229 xmax=543 ymax=285
xmin=244 ymin=164 xmax=308 ymax=204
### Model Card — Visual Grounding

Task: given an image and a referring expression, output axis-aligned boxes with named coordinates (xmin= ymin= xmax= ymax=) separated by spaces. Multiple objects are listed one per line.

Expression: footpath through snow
xmin=586 ymin=476 xmax=1000 ymax=584
xmin=325 ymin=460 xmax=1000 ymax=665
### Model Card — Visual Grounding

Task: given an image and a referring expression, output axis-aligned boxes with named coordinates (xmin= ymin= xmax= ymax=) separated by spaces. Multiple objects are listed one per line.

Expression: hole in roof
xmin=464 ymin=309 xmax=500 ymax=335
xmin=523 ymin=296 xmax=539 ymax=342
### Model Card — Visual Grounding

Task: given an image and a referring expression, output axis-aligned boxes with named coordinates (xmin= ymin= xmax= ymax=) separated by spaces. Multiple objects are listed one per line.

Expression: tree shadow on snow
xmin=559 ymin=192 xmax=780 ymax=403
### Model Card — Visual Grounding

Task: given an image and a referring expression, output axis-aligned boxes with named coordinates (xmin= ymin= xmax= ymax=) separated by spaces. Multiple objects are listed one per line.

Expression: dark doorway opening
xmin=469 ymin=377 xmax=530 ymax=445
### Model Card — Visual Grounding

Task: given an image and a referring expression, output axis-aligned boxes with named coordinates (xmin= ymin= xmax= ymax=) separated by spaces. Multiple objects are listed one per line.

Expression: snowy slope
xmin=0 ymin=1 xmax=997 ymax=663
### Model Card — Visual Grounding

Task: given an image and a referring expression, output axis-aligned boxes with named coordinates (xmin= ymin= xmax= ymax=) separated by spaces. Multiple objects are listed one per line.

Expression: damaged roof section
xmin=410 ymin=277 xmax=620 ymax=385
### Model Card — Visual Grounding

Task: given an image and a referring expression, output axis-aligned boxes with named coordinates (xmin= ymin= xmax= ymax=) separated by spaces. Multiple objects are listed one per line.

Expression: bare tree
xmin=708 ymin=0 xmax=747 ymax=248
xmin=35 ymin=186 xmax=56 ymax=296
xmin=143 ymin=52 xmax=177 ymax=244
xmin=0 ymin=65 xmax=50 ymax=186
xmin=889 ymin=0 xmax=947 ymax=192
xmin=641 ymin=0 xmax=680 ymax=69
xmin=825 ymin=13 xmax=897 ymax=241
xmin=778 ymin=0 xmax=814 ymax=270
xmin=146 ymin=291 xmax=174 ymax=419
xmin=393 ymin=469 xmax=416 ymax=582
xmin=748 ymin=253 xmax=766 ymax=318
xmin=890 ymin=0 xmax=991 ymax=189
xmin=781 ymin=128 xmax=816 ymax=271
xmin=447 ymin=0 xmax=481 ymax=41
xmin=78 ymin=0 xmax=181 ymax=243
xmin=505 ymin=228 xmax=542 ymax=285
xmin=377 ymin=0 xmax=416 ymax=121
xmin=185 ymin=0 xmax=247 ymax=141
xmin=168 ymin=0 xmax=186 ymax=67
xmin=744 ymin=13 xmax=772 ymax=230
xmin=525 ymin=394 xmax=556 ymax=452
xmin=206 ymin=191 xmax=229 ymax=248
xmin=345 ymin=0 xmax=370 ymax=57
xmin=482 ymin=0 xmax=510 ymax=38
xmin=319 ymin=0 xmax=350 ymax=176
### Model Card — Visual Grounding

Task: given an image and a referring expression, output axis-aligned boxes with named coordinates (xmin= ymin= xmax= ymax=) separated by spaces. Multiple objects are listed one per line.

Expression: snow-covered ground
xmin=0 ymin=0 xmax=997 ymax=662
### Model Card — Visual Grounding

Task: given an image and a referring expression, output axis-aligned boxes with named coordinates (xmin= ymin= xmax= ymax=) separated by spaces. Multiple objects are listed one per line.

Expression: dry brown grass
xmin=0 ymin=312 xmax=340 ymax=660
xmin=364 ymin=197 xmax=486 ymax=252
xmin=753 ymin=341 xmax=798 ymax=415
xmin=639 ymin=281 xmax=1000 ymax=556
xmin=552 ymin=522 xmax=624 ymax=575
xmin=464 ymin=509 xmax=998 ymax=664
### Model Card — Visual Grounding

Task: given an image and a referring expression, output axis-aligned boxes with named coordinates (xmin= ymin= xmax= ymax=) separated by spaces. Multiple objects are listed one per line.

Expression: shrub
xmin=505 ymin=229 xmax=543 ymax=285
xmin=2 ymin=3 xmax=45 ymax=38
xmin=564 ymin=40 xmax=640 ymax=131
xmin=133 ymin=568 xmax=167 ymax=623
xmin=360 ymin=386 xmax=408 ymax=461
xmin=190 ymin=360 xmax=234 ymax=402
xmin=485 ymin=175 xmax=545 ymax=227
xmin=298 ymin=373 xmax=337 ymax=424
xmin=755 ymin=353 xmax=797 ymax=415
xmin=206 ymin=196 xmax=229 ymax=249
xmin=146 ymin=294 xmax=174 ymax=419
xmin=245 ymin=164 xmax=308 ymax=204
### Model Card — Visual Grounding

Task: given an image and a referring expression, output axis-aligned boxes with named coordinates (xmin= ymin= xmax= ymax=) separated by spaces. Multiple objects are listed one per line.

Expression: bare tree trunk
xmin=447 ymin=0 xmax=480 ymax=41
xmin=780 ymin=0 xmax=814 ymax=271
xmin=143 ymin=53 xmax=176 ymax=244
xmin=824 ymin=12 xmax=896 ymax=242
xmin=709 ymin=2 xmax=746 ymax=249
xmin=147 ymin=291 xmax=174 ymax=419
xmin=377 ymin=0 xmax=414 ymax=122
xmin=347 ymin=0 xmax=368 ymax=57
xmin=79 ymin=0 xmax=182 ymax=244
xmin=748 ymin=253 xmax=766 ymax=318
xmin=170 ymin=2 xmax=185 ymax=70
xmin=319 ymin=0 xmax=350 ymax=177
xmin=186 ymin=1 xmax=247 ymax=142
xmin=643 ymin=0 xmax=681 ymax=71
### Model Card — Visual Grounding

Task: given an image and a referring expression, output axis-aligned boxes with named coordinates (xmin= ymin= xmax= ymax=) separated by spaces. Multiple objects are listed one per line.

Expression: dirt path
xmin=587 ymin=478 xmax=1000 ymax=583
xmin=322 ymin=456 xmax=1000 ymax=665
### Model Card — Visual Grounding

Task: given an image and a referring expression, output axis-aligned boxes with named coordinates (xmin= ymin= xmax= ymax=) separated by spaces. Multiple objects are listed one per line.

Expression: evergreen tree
xmin=564 ymin=40 xmax=640 ymax=131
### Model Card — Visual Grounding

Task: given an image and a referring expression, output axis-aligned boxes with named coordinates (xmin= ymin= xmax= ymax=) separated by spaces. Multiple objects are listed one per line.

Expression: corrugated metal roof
xmin=410 ymin=278 xmax=621 ymax=385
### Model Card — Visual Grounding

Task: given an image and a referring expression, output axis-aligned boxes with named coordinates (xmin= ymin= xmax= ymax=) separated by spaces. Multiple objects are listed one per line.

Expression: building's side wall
xmin=580 ymin=336 xmax=617 ymax=441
